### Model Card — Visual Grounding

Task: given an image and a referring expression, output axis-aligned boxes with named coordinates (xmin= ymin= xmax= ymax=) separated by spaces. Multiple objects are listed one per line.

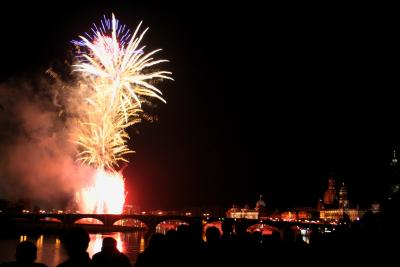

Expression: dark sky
xmin=0 ymin=1 xmax=398 ymax=210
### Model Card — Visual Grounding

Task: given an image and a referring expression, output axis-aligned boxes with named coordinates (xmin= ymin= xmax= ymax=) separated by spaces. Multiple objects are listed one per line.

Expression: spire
xmin=391 ymin=150 xmax=398 ymax=166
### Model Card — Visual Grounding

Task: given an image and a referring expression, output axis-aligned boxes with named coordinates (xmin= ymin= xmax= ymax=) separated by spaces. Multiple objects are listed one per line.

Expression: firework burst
xmin=72 ymin=14 xmax=172 ymax=213
xmin=73 ymin=13 xmax=172 ymax=170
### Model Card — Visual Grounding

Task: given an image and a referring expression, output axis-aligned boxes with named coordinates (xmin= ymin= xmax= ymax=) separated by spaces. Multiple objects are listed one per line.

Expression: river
xmin=0 ymin=231 xmax=146 ymax=266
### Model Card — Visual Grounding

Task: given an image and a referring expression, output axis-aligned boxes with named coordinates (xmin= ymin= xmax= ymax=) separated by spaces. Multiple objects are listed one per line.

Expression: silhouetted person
xmin=57 ymin=226 xmax=92 ymax=267
xmin=1 ymin=241 xmax=47 ymax=267
xmin=134 ymin=233 xmax=166 ymax=267
xmin=205 ymin=227 xmax=220 ymax=244
xmin=92 ymin=237 xmax=130 ymax=267
xmin=220 ymin=220 xmax=234 ymax=241
xmin=204 ymin=227 xmax=222 ymax=265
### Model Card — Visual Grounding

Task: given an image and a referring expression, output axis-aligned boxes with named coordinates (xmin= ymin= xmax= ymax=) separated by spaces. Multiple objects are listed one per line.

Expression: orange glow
xmin=36 ymin=235 xmax=44 ymax=262
xmin=40 ymin=217 xmax=62 ymax=223
xmin=156 ymin=220 xmax=188 ymax=234
xmin=247 ymin=224 xmax=278 ymax=235
xmin=76 ymin=168 xmax=126 ymax=214
xmin=75 ymin=218 xmax=103 ymax=224
xmin=89 ymin=233 xmax=124 ymax=257
xmin=114 ymin=219 xmax=147 ymax=228
xmin=54 ymin=238 xmax=62 ymax=265
xmin=91 ymin=234 xmax=103 ymax=255
xmin=204 ymin=221 xmax=223 ymax=236
xmin=139 ymin=236 xmax=145 ymax=252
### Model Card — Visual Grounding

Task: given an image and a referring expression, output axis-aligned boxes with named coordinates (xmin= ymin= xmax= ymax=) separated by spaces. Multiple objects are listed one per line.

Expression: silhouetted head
xmin=61 ymin=226 xmax=90 ymax=257
xmin=235 ymin=222 xmax=247 ymax=236
xmin=206 ymin=226 xmax=220 ymax=243
xmin=252 ymin=230 xmax=262 ymax=242
xmin=16 ymin=241 xmax=37 ymax=263
xmin=271 ymin=229 xmax=282 ymax=241
xmin=221 ymin=220 xmax=233 ymax=235
xmin=188 ymin=222 xmax=203 ymax=241
xmin=165 ymin=229 xmax=178 ymax=242
xmin=177 ymin=224 xmax=189 ymax=237
xmin=102 ymin=237 xmax=118 ymax=253
xmin=282 ymin=227 xmax=295 ymax=243
xmin=148 ymin=233 xmax=166 ymax=249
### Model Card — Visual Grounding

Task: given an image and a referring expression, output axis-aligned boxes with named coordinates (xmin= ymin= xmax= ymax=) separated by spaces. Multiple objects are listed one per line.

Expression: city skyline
xmin=0 ymin=1 xmax=398 ymax=210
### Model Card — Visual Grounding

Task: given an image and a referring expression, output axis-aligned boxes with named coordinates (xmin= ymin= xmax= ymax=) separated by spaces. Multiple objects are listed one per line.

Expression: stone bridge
xmin=0 ymin=213 xmax=334 ymax=233
xmin=0 ymin=213 xmax=200 ymax=232
xmin=203 ymin=217 xmax=334 ymax=231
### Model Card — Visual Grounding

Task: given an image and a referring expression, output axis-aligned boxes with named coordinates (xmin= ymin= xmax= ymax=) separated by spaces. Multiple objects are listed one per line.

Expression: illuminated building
xmin=280 ymin=211 xmax=297 ymax=221
xmin=226 ymin=207 xmax=259 ymax=219
xmin=296 ymin=209 xmax=314 ymax=220
xmin=319 ymin=176 xmax=363 ymax=222
xmin=338 ymin=183 xmax=349 ymax=209
xmin=226 ymin=195 xmax=266 ymax=220
xmin=324 ymin=176 xmax=336 ymax=205
xmin=255 ymin=195 xmax=266 ymax=211
xmin=320 ymin=208 xmax=362 ymax=222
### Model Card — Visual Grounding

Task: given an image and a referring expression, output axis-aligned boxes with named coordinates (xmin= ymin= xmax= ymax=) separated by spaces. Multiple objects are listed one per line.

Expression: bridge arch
xmin=10 ymin=217 xmax=30 ymax=222
xmin=204 ymin=221 xmax=223 ymax=235
xmin=155 ymin=220 xmax=188 ymax=234
xmin=39 ymin=217 xmax=62 ymax=223
xmin=74 ymin=218 xmax=104 ymax=225
xmin=247 ymin=223 xmax=279 ymax=235
xmin=113 ymin=218 xmax=148 ymax=229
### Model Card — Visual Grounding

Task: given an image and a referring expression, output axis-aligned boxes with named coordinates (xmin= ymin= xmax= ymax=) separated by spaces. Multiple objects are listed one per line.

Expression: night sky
xmin=0 ymin=1 xmax=398 ymax=210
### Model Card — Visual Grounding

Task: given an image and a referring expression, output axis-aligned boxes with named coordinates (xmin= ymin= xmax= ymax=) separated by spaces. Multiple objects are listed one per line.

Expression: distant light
xmin=356 ymin=217 xmax=360 ymax=221
xmin=157 ymin=211 xmax=163 ymax=215
xmin=141 ymin=211 xmax=146 ymax=215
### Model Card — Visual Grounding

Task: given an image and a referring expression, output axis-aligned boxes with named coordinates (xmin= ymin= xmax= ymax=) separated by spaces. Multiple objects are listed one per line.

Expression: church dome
xmin=255 ymin=195 xmax=266 ymax=209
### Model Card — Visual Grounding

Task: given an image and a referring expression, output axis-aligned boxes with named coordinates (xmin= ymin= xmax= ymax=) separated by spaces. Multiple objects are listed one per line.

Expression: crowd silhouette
xmin=0 ymin=240 xmax=48 ymax=267
xmin=0 ymin=207 xmax=398 ymax=267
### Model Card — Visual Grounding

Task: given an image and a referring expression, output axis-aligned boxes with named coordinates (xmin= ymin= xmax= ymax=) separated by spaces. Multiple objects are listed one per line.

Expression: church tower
xmin=388 ymin=150 xmax=400 ymax=200
xmin=391 ymin=150 xmax=398 ymax=167
xmin=338 ymin=182 xmax=349 ymax=209
xmin=324 ymin=176 xmax=336 ymax=205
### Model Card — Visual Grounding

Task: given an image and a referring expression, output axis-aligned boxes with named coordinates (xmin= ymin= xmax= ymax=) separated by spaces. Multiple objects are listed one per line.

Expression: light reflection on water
xmin=0 ymin=231 xmax=146 ymax=267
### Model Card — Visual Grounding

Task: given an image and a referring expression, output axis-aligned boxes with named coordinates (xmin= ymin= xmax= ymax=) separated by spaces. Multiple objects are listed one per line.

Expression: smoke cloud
xmin=0 ymin=74 xmax=94 ymax=210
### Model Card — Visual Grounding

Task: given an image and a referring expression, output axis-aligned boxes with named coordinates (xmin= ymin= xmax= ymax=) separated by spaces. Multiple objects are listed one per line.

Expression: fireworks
xmin=73 ymin=13 xmax=172 ymax=170
xmin=72 ymin=14 xmax=172 ymax=213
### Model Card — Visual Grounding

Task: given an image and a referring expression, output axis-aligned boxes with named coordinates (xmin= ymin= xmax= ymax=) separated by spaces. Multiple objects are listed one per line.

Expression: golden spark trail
xmin=71 ymin=14 xmax=172 ymax=213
